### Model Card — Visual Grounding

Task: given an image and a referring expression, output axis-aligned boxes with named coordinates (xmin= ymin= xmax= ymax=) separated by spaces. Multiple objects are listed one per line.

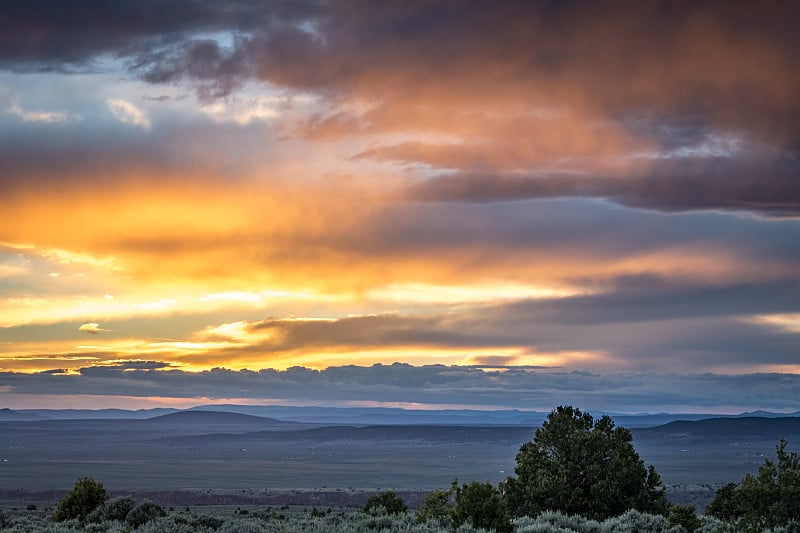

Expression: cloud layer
xmin=1 ymin=1 xmax=799 ymax=410
xmin=3 ymin=363 xmax=800 ymax=413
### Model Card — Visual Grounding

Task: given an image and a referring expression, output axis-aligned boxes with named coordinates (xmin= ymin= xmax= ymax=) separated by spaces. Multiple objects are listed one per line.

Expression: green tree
xmin=363 ymin=490 xmax=407 ymax=515
xmin=704 ymin=482 xmax=738 ymax=522
xmin=706 ymin=438 xmax=800 ymax=531
xmin=452 ymin=480 xmax=512 ymax=533
xmin=668 ymin=503 xmax=701 ymax=532
xmin=504 ymin=405 xmax=668 ymax=520
xmin=52 ymin=476 xmax=107 ymax=523
xmin=415 ymin=487 xmax=454 ymax=525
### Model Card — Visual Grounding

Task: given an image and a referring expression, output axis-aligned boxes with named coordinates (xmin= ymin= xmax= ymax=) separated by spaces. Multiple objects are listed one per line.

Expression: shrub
xmin=137 ymin=516 xmax=197 ymax=533
xmin=695 ymin=514 xmax=737 ymax=532
xmin=515 ymin=521 xmax=577 ymax=533
xmin=125 ymin=500 xmax=166 ymax=528
xmin=416 ymin=487 xmax=455 ymax=525
xmin=53 ymin=476 xmax=107 ymax=523
xmin=452 ymin=480 xmax=512 ymax=533
xmin=669 ymin=503 xmax=701 ymax=532
xmin=87 ymin=495 xmax=136 ymax=523
xmin=515 ymin=510 xmax=603 ymax=533
xmin=218 ymin=519 xmax=269 ymax=533
xmin=364 ymin=491 xmax=408 ymax=515
xmin=189 ymin=513 xmax=226 ymax=530
xmin=600 ymin=509 xmax=676 ymax=532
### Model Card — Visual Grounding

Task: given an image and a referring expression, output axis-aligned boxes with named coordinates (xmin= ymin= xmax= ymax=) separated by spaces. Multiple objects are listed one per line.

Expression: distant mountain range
xmin=2 ymin=405 xmax=799 ymax=428
xmin=635 ymin=416 xmax=800 ymax=440
xmin=0 ymin=407 xmax=177 ymax=421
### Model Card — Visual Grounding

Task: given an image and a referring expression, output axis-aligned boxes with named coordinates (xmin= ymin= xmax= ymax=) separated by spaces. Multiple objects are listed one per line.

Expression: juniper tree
xmin=504 ymin=405 xmax=668 ymax=520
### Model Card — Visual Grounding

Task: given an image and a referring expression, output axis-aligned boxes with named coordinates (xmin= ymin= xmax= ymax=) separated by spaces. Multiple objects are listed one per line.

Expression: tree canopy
xmin=504 ymin=405 xmax=668 ymax=520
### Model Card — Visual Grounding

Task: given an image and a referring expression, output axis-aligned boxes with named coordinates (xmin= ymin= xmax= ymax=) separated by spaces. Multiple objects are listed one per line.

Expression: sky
xmin=1 ymin=0 xmax=799 ymax=413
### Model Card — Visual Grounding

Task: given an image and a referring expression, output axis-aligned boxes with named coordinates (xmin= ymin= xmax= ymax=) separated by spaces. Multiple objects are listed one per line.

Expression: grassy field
xmin=0 ymin=440 xmax=520 ymax=491
xmin=0 ymin=418 xmax=527 ymax=491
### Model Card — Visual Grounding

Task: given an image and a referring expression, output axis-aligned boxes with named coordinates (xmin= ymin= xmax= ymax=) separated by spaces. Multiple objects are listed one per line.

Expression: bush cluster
xmin=48 ymin=479 xmax=166 ymax=530
xmin=10 ymin=506 xmax=800 ymax=533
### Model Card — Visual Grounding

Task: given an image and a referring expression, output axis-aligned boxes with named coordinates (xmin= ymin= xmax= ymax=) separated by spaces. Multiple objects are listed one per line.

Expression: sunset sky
xmin=1 ymin=0 xmax=799 ymax=413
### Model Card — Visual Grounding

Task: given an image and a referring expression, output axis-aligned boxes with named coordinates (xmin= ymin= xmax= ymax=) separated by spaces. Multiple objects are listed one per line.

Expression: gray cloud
xmin=335 ymin=199 xmax=800 ymax=279
xmin=0 ymin=105 xmax=285 ymax=194
xmin=130 ymin=37 xmax=252 ymax=101
xmin=78 ymin=361 xmax=175 ymax=376
xmin=501 ymin=276 xmax=800 ymax=325
xmin=406 ymin=156 xmax=800 ymax=215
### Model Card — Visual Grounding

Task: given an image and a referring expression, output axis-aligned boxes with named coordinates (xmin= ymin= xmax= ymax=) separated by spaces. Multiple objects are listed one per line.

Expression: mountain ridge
xmin=3 ymin=405 xmax=800 ymax=427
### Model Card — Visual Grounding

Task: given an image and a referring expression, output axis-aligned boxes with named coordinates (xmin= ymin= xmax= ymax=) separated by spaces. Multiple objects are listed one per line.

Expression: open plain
xmin=2 ymin=411 xmax=799 ymax=511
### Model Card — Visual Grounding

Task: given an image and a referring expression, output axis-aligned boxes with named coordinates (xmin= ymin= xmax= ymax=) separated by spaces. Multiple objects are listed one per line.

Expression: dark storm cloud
xmin=0 ymin=0 xmax=317 ymax=70
xmin=4 ymin=0 xmax=799 ymax=133
xmin=130 ymin=37 xmax=252 ymax=101
xmin=3 ymin=364 xmax=800 ymax=412
xmin=2 ymin=0 xmax=799 ymax=213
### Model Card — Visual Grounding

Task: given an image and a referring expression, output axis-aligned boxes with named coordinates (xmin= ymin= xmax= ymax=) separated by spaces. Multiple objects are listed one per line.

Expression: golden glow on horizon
xmin=2 ymin=223 xmax=782 ymax=329
xmin=0 ymin=324 xmax=611 ymax=374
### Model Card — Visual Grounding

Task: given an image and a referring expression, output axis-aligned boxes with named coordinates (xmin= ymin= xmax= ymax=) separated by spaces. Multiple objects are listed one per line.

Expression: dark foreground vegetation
xmin=1 ymin=406 xmax=798 ymax=532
